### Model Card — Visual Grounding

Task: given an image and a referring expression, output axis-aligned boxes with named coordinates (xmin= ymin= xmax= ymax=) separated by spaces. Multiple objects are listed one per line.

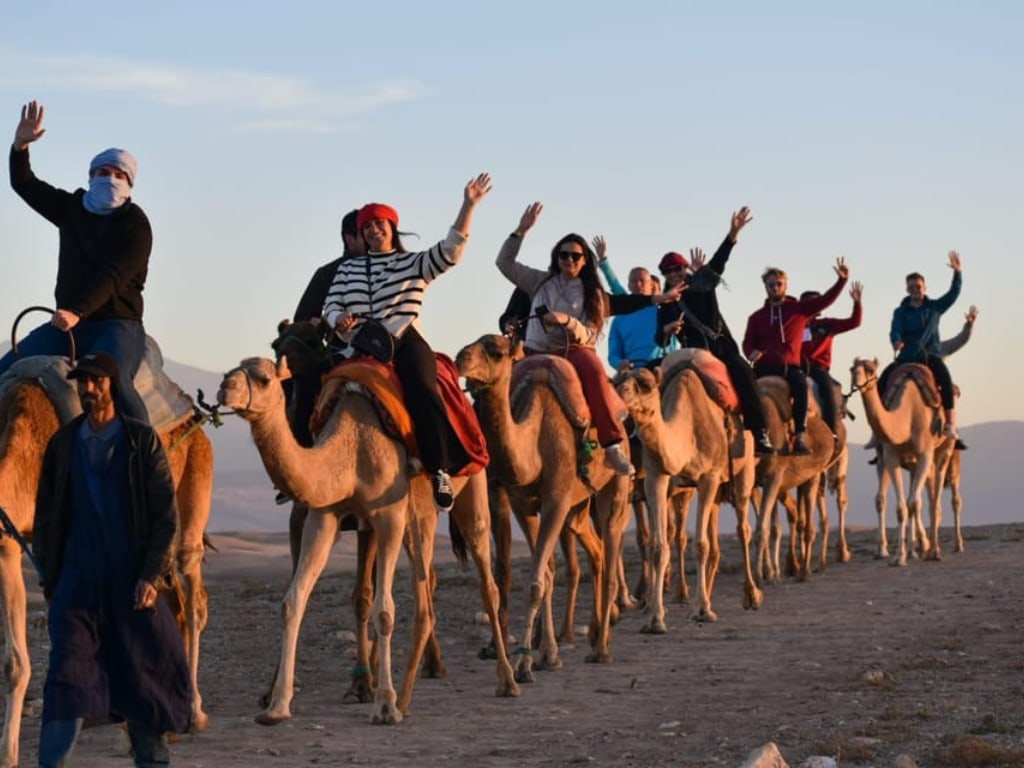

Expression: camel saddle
xmin=884 ymin=364 xmax=942 ymax=410
xmin=311 ymin=353 xmax=489 ymax=478
xmin=0 ymin=336 xmax=197 ymax=432
xmin=659 ymin=349 xmax=745 ymax=459
xmin=509 ymin=354 xmax=626 ymax=429
xmin=756 ymin=375 xmax=822 ymax=425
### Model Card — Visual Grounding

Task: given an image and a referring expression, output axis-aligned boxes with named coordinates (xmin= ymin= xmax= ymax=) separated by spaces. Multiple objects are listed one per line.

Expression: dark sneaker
xmin=792 ymin=433 xmax=811 ymax=455
xmin=433 ymin=470 xmax=455 ymax=512
xmin=603 ymin=443 xmax=635 ymax=476
xmin=275 ymin=490 xmax=291 ymax=505
xmin=754 ymin=429 xmax=776 ymax=455
xmin=868 ymin=455 xmax=879 ymax=465
xmin=955 ymin=438 xmax=968 ymax=451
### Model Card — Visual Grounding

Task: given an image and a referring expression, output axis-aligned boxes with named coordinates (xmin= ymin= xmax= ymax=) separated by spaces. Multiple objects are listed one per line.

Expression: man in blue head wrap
xmin=2 ymin=100 xmax=152 ymax=423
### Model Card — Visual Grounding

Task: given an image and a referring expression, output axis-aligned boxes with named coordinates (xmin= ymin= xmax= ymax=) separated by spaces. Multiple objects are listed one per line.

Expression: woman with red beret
xmin=322 ymin=173 xmax=492 ymax=510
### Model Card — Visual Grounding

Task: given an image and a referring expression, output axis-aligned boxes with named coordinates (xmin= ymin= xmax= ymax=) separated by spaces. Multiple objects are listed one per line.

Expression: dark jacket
xmin=743 ymin=275 xmax=847 ymax=367
xmin=33 ymin=414 xmax=178 ymax=599
xmin=294 ymin=255 xmax=345 ymax=321
xmin=10 ymin=147 xmax=152 ymax=322
xmin=890 ymin=271 xmax=962 ymax=363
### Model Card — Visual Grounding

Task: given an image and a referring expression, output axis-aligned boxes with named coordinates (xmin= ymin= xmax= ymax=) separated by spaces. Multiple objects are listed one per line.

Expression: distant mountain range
xmin=5 ymin=344 xmax=1021 ymax=533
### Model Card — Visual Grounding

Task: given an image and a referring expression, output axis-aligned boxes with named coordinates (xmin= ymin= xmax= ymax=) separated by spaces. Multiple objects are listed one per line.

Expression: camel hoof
xmin=955 ymin=543 xmax=965 ymax=554
xmin=371 ymin=704 xmax=403 ymax=725
xmin=610 ymin=603 xmax=621 ymax=625
xmin=478 ymin=644 xmax=499 ymax=661
xmin=585 ymin=649 xmax=613 ymax=664
xmin=189 ymin=711 xmax=210 ymax=733
xmin=890 ymin=556 xmax=908 ymax=568
xmin=744 ymin=588 xmax=764 ymax=611
xmin=672 ymin=591 xmax=691 ymax=605
xmin=419 ymin=658 xmax=447 ymax=679
xmin=640 ymin=618 xmax=667 ymax=635
xmin=342 ymin=679 xmax=375 ymax=704
xmin=557 ymin=630 xmax=575 ymax=644
xmin=537 ymin=653 xmax=562 ymax=671
xmin=254 ymin=709 xmax=290 ymax=726
xmin=926 ymin=550 xmax=942 ymax=562
xmin=837 ymin=548 xmax=852 ymax=564
xmin=874 ymin=550 xmax=888 ymax=560
xmin=497 ymin=679 xmax=521 ymax=698
xmin=692 ymin=608 xmax=718 ymax=624
xmin=514 ymin=663 xmax=535 ymax=684
xmin=616 ymin=595 xmax=636 ymax=611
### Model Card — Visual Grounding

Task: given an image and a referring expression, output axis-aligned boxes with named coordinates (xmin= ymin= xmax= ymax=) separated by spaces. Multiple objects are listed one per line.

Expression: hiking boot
xmin=792 ymin=432 xmax=811 ymax=455
xmin=603 ymin=443 xmax=635 ymax=477
xmin=754 ymin=429 xmax=775 ymax=455
xmin=432 ymin=470 xmax=455 ymax=512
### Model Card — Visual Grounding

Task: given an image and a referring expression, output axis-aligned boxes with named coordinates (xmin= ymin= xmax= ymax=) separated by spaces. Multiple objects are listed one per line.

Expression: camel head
xmin=217 ymin=356 xmax=291 ymax=419
xmin=614 ymin=367 xmax=661 ymax=424
xmin=849 ymin=356 xmax=880 ymax=393
xmin=455 ymin=334 xmax=519 ymax=392
xmin=272 ymin=319 xmax=330 ymax=379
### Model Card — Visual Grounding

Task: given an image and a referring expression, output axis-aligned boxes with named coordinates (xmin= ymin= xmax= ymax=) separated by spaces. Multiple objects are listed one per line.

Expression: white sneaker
xmin=432 ymin=470 xmax=455 ymax=512
xmin=603 ymin=443 xmax=634 ymax=477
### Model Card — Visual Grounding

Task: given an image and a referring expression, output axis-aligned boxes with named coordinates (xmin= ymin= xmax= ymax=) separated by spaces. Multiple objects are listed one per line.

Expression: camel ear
xmin=276 ymin=356 xmax=293 ymax=381
xmin=510 ymin=338 xmax=526 ymax=362
xmin=651 ymin=366 xmax=663 ymax=386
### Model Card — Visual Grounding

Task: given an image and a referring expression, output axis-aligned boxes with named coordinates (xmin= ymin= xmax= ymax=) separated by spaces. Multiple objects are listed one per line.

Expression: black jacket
xmin=33 ymin=414 xmax=178 ymax=599
xmin=10 ymin=147 xmax=152 ymax=322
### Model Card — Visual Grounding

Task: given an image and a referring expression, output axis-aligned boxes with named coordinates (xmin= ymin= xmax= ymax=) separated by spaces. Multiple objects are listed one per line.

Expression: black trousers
xmin=879 ymin=355 xmax=955 ymax=410
xmin=806 ymin=364 xmax=838 ymax=432
xmin=717 ymin=347 xmax=767 ymax=433
xmin=755 ymin=362 xmax=809 ymax=432
xmin=394 ymin=327 xmax=469 ymax=475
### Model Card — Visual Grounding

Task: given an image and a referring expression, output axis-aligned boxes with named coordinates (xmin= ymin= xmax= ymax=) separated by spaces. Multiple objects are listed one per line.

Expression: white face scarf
xmin=82 ymin=175 xmax=131 ymax=215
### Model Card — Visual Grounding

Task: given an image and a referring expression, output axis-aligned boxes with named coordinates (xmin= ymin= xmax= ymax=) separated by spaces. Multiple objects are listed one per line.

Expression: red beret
xmin=356 ymin=202 xmax=399 ymax=231
xmin=658 ymin=251 xmax=689 ymax=273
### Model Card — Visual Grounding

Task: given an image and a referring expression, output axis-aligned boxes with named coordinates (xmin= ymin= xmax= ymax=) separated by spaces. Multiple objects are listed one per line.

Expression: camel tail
xmin=449 ymin=514 xmax=469 ymax=569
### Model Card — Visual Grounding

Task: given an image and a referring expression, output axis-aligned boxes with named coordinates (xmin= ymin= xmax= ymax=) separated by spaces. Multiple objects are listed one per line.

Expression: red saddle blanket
xmin=659 ymin=349 xmax=740 ymax=412
xmin=311 ymin=353 xmax=489 ymax=477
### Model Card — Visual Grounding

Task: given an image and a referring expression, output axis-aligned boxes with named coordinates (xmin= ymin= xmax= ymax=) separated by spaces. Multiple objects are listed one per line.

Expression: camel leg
xmin=482 ymin=479 xmax=513 ymax=659
xmin=556 ymin=524 xmax=581 ymax=644
xmin=368 ymin=508 xmax=407 ymax=725
xmin=780 ymin=492 xmax=798 ymax=578
xmin=257 ymin=509 xmax=341 ymax=725
xmin=705 ymin=502 xmax=721 ymax=602
xmin=949 ymin=453 xmax=965 ymax=553
xmin=798 ymin=478 xmax=819 ymax=581
xmin=670 ymin=488 xmax=693 ymax=604
xmin=586 ymin=480 xmax=629 ymax=664
xmin=448 ymin=474 xmax=519 ymax=698
xmin=566 ymin=503 xmax=604 ymax=649
xmin=288 ymin=502 xmax=309 ymax=573
xmin=889 ymin=460 xmax=911 ymax=567
xmin=396 ymin=506 xmax=438 ymax=715
xmin=0 ymin=542 xmax=29 ymax=768
xmin=755 ymin=476 xmax=784 ymax=585
xmin=641 ymin=473 xmax=671 ymax=634
xmin=691 ymin=479 xmax=720 ymax=623
xmin=343 ymin=527 xmax=377 ymax=703
xmin=875 ymin=459 xmax=891 ymax=559
xmin=833 ymin=448 xmax=852 ymax=564
xmin=908 ymin=453 xmax=934 ymax=561
xmin=631 ymin=493 xmax=651 ymax=609
xmin=925 ymin=451 xmax=949 ymax=562
xmin=731 ymin=468 xmax=763 ymax=611
xmin=816 ymin=473 xmax=830 ymax=573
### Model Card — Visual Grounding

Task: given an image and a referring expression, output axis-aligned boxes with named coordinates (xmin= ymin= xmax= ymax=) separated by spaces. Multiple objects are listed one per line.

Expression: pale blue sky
xmin=1 ymin=2 xmax=1021 ymax=439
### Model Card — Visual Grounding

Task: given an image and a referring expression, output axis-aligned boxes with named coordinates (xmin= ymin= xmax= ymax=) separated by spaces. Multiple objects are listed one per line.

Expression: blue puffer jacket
xmin=890 ymin=271 xmax=962 ymax=363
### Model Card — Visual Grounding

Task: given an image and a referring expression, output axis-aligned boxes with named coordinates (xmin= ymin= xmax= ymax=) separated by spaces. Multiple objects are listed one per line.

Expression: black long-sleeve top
xmin=10 ymin=147 xmax=152 ymax=322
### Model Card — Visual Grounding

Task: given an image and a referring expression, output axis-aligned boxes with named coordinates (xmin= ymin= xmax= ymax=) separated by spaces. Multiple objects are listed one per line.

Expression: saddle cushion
xmin=885 ymin=364 xmax=941 ymax=409
xmin=313 ymin=354 xmax=489 ymax=477
xmin=756 ymin=375 xmax=821 ymax=425
xmin=660 ymin=348 xmax=740 ymax=412
xmin=509 ymin=355 xmax=592 ymax=429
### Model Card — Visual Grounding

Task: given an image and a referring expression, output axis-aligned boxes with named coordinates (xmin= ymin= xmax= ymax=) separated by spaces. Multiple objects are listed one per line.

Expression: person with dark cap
xmin=655 ymin=206 xmax=775 ymax=454
xmin=742 ymin=260 xmax=849 ymax=454
xmin=1 ymin=100 xmax=152 ymax=424
xmin=322 ymin=174 xmax=492 ymax=511
xmin=33 ymin=351 xmax=191 ymax=767
xmin=800 ymin=280 xmax=863 ymax=439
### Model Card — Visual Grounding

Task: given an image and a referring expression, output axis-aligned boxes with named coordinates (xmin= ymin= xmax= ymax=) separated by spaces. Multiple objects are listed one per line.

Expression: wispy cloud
xmin=0 ymin=51 xmax=430 ymax=133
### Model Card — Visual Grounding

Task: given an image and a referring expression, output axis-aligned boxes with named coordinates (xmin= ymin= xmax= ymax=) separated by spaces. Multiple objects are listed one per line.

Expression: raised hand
xmin=652 ymin=283 xmax=687 ymax=305
xmin=689 ymin=247 xmax=707 ymax=272
xmin=850 ymin=280 xmax=863 ymax=302
xmin=834 ymin=256 xmax=849 ymax=280
xmin=948 ymin=250 xmax=962 ymax=272
xmin=729 ymin=206 xmax=753 ymax=240
xmin=592 ymin=235 xmax=607 ymax=261
xmin=14 ymin=100 xmax=46 ymax=150
xmin=966 ymin=305 xmax=978 ymax=325
xmin=464 ymin=173 xmax=492 ymax=205
xmin=517 ymin=202 xmax=543 ymax=234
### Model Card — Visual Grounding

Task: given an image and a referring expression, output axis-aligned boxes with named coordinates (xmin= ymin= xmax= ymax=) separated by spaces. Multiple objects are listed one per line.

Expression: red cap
xmin=658 ymin=251 xmax=689 ymax=273
xmin=356 ymin=202 xmax=399 ymax=231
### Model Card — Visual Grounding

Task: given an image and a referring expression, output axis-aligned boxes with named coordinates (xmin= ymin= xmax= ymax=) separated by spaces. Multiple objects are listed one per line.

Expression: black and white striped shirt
xmin=323 ymin=228 xmax=467 ymax=353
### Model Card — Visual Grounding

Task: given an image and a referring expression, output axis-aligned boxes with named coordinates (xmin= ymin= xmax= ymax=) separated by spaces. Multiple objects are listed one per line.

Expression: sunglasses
xmin=558 ymin=251 xmax=585 ymax=262
xmin=766 ymin=280 xmax=785 ymax=288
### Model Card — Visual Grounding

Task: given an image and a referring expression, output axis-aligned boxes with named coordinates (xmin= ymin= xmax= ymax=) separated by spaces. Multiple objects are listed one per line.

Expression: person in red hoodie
xmin=742 ymin=259 xmax=849 ymax=454
xmin=800 ymin=281 xmax=863 ymax=438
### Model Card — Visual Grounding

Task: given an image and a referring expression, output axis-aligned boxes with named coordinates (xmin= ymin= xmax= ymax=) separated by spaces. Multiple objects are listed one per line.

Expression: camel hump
xmin=660 ymin=349 xmax=740 ymax=412
xmin=0 ymin=337 xmax=195 ymax=431
xmin=510 ymin=355 xmax=591 ymax=429
xmin=886 ymin=364 xmax=942 ymax=409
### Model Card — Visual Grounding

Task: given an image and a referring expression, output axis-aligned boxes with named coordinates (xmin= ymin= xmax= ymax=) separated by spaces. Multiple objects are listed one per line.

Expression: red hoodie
xmin=742 ymin=275 xmax=847 ymax=366
xmin=802 ymin=300 xmax=862 ymax=370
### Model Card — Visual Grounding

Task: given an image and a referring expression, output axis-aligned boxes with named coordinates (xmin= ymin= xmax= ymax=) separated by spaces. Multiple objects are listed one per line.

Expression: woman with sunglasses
xmin=495 ymin=202 xmax=681 ymax=475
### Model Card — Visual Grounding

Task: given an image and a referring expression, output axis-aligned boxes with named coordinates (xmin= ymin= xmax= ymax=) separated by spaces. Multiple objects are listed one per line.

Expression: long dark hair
xmin=363 ymin=220 xmax=417 ymax=253
xmin=546 ymin=233 xmax=607 ymax=334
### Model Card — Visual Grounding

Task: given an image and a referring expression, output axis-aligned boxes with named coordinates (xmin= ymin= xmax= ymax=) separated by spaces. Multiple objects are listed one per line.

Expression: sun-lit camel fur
xmin=456 ymin=334 xmax=631 ymax=682
xmin=615 ymin=358 xmax=762 ymax=630
xmin=217 ymin=357 xmax=516 ymax=726
xmin=0 ymin=379 xmax=212 ymax=768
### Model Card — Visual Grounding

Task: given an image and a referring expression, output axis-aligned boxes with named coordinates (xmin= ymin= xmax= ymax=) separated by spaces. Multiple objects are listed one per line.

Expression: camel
xmin=0 ymin=373 xmax=212 ymax=768
xmin=456 ymin=334 xmax=631 ymax=682
xmin=849 ymin=357 xmax=955 ymax=566
xmin=217 ymin=356 xmax=516 ymax=725
xmin=851 ymin=358 xmax=954 ymax=569
xmin=753 ymin=376 xmax=841 ymax=583
xmin=614 ymin=352 xmax=762 ymax=631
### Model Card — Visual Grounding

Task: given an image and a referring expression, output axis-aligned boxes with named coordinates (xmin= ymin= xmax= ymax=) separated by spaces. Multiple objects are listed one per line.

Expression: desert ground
xmin=13 ymin=522 xmax=1024 ymax=767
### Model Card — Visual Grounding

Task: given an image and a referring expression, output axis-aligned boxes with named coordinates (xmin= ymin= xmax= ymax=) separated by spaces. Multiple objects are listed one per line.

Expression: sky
xmin=1 ymin=1 xmax=1021 ymax=442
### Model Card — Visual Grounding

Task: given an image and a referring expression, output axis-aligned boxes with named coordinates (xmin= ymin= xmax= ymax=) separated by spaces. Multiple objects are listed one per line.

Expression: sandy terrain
xmin=14 ymin=523 xmax=1024 ymax=767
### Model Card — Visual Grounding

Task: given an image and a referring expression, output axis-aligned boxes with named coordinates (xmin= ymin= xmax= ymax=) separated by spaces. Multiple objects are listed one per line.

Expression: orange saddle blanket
xmin=311 ymin=353 xmax=489 ymax=477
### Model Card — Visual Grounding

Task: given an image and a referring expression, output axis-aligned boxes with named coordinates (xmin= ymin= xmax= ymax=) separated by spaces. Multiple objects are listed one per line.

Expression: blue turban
xmin=89 ymin=147 xmax=137 ymax=187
